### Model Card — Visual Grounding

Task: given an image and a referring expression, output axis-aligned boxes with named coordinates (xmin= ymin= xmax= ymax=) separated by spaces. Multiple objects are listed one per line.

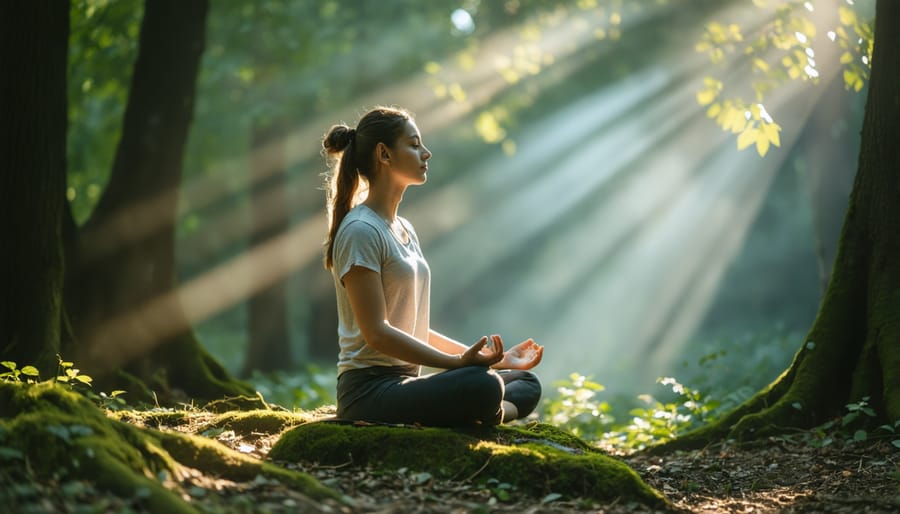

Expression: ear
xmin=376 ymin=142 xmax=391 ymax=164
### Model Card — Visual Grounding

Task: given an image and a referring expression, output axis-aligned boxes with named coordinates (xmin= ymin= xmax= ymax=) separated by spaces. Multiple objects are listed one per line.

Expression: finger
xmin=490 ymin=334 xmax=504 ymax=355
xmin=532 ymin=346 xmax=544 ymax=365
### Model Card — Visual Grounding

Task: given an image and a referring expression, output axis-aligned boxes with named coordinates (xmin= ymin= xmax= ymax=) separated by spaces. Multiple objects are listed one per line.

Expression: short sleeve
xmin=333 ymin=219 xmax=385 ymax=285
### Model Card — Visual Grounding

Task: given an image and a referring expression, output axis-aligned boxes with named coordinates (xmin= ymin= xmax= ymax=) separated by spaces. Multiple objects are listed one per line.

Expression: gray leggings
xmin=336 ymin=366 xmax=542 ymax=427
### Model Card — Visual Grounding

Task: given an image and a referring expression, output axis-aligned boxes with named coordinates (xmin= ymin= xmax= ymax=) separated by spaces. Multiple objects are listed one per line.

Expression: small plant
xmin=798 ymin=397 xmax=900 ymax=448
xmin=601 ymin=377 xmax=721 ymax=451
xmin=249 ymin=366 xmax=335 ymax=410
xmin=87 ymin=390 xmax=128 ymax=410
xmin=541 ymin=373 xmax=613 ymax=439
xmin=0 ymin=361 xmax=40 ymax=383
xmin=55 ymin=354 xmax=93 ymax=388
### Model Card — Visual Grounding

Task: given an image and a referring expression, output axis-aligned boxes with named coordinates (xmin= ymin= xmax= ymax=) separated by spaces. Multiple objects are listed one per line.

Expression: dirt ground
xmin=194 ymin=424 xmax=900 ymax=513
xmin=9 ymin=416 xmax=900 ymax=513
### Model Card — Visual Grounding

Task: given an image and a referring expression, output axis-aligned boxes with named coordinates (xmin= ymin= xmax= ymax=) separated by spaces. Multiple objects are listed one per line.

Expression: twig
xmin=464 ymin=455 xmax=492 ymax=482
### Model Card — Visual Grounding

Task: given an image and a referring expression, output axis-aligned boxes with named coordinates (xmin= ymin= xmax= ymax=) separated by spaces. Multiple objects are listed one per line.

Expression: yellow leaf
xmin=728 ymin=110 xmax=747 ymax=133
xmin=844 ymin=69 xmax=859 ymax=90
xmin=761 ymin=122 xmax=782 ymax=147
xmin=756 ymin=133 xmax=771 ymax=156
xmin=737 ymin=126 xmax=758 ymax=150
xmin=753 ymin=58 xmax=769 ymax=73
xmin=838 ymin=6 xmax=856 ymax=27
xmin=840 ymin=52 xmax=853 ymax=64
xmin=706 ymin=103 xmax=722 ymax=118
xmin=697 ymin=89 xmax=717 ymax=106
xmin=749 ymin=104 xmax=761 ymax=120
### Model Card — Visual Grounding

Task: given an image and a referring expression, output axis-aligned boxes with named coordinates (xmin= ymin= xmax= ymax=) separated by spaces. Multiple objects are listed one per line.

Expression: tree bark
xmin=0 ymin=2 xmax=70 ymax=374
xmin=66 ymin=0 xmax=250 ymax=401
xmin=242 ymin=120 xmax=292 ymax=375
xmin=661 ymin=0 xmax=900 ymax=449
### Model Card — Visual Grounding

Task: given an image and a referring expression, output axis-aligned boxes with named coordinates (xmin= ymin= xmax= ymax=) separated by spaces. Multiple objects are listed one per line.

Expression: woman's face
xmin=386 ymin=120 xmax=432 ymax=186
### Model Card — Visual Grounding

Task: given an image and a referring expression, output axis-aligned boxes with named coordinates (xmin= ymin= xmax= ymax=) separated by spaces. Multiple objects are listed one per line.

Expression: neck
xmin=364 ymin=181 xmax=405 ymax=222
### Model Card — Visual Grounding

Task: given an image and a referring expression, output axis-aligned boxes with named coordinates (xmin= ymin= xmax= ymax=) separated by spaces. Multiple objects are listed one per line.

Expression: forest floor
xmin=161 ymin=414 xmax=900 ymax=514
xmin=12 ymin=412 xmax=900 ymax=513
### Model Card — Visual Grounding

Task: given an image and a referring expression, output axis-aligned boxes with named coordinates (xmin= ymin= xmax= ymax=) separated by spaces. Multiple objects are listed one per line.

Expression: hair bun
xmin=323 ymin=124 xmax=356 ymax=153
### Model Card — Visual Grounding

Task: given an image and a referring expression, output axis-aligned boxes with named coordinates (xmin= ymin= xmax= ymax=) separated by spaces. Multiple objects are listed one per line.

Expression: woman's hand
xmin=490 ymin=337 xmax=544 ymax=370
xmin=460 ymin=335 xmax=504 ymax=367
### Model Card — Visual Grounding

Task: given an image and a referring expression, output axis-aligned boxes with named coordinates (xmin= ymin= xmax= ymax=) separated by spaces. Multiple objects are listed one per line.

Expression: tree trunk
xmin=664 ymin=0 xmax=900 ymax=449
xmin=242 ymin=120 xmax=292 ymax=375
xmin=0 ymin=2 xmax=70 ymax=374
xmin=66 ymin=0 xmax=250 ymax=401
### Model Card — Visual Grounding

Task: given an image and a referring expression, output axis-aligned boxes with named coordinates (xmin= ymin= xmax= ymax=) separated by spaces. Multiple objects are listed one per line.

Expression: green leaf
xmin=892 ymin=440 xmax=900 ymax=449
xmin=853 ymin=430 xmax=867 ymax=442
xmin=0 ymin=447 xmax=24 ymax=460
xmin=791 ymin=402 xmax=802 ymax=411
xmin=20 ymin=366 xmax=39 ymax=377
xmin=541 ymin=493 xmax=563 ymax=504
xmin=74 ymin=375 xmax=93 ymax=385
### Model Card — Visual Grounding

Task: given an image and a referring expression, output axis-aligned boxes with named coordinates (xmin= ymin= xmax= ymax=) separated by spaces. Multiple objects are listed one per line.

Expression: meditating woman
xmin=321 ymin=106 xmax=544 ymax=426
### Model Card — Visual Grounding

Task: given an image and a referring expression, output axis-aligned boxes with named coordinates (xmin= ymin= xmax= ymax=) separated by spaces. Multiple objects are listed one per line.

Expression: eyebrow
xmin=408 ymin=134 xmax=421 ymax=141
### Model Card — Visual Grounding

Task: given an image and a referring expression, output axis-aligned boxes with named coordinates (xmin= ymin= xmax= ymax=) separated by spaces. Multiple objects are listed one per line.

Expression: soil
xmin=7 ymin=412 xmax=900 ymax=513
xmin=168 ymin=415 xmax=900 ymax=513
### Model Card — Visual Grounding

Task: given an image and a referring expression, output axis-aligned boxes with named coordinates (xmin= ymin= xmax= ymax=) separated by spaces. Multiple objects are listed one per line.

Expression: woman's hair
xmin=322 ymin=106 xmax=411 ymax=269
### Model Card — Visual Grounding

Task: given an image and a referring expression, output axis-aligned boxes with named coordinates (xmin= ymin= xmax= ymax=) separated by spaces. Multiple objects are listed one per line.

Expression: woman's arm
xmin=427 ymin=329 xmax=471 ymax=355
xmin=343 ymin=266 xmax=502 ymax=368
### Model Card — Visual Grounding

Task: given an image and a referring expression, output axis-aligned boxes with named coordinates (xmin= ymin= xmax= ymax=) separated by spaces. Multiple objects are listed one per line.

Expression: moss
xmin=109 ymin=409 xmax=192 ymax=428
xmin=158 ymin=430 xmax=341 ymax=502
xmin=210 ymin=409 xmax=312 ymax=436
xmin=269 ymin=421 xmax=669 ymax=508
xmin=0 ymin=382 xmax=340 ymax=509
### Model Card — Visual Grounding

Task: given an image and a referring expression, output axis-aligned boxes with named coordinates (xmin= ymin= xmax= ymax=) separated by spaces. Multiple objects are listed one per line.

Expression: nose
xmin=422 ymin=146 xmax=432 ymax=161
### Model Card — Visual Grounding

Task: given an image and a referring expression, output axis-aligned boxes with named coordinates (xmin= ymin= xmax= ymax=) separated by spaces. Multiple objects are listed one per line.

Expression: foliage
xmin=776 ymin=397 xmax=900 ymax=449
xmin=541 ymin=372 xmax=723 ymax=451
xmin=67 ymin=0 xmax=143 ymax=223
xmin=542 ymin=373 xmax=613 ymax=438
xmin=0 ymin=361 xmax=40 ymax=384
xmin=248 ymin=366 xmax=336 ymax=411
xmin=695 ymin=0 xmax=874 ymax=157
xmin=54 ymin=354 xmax=93 ymax=388
xmin=542 ymin=329 xmax=801 ymax=451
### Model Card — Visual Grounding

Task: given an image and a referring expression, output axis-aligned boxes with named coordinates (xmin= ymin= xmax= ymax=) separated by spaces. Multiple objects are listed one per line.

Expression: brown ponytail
xmin=322 ymin=106 xmax=411 ymax=269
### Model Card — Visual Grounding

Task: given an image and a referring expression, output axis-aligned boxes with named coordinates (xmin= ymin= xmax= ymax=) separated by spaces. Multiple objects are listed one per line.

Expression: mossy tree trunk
xmin=0 ymin=2 xmax=70 ymax=374
xmin=669 ymin=0 xmax=900 ymax=448
xmin=64 ymin=0 xmax=250 ymax=401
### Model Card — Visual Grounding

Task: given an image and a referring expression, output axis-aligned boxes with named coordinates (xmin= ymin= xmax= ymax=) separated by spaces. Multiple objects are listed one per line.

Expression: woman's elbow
xmin=361 ymin=323 xmax=393 ymax=353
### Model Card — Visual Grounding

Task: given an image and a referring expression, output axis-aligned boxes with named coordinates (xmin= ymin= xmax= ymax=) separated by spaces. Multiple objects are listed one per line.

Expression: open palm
xmin=493 ymin=338 xmax=543 ymax=370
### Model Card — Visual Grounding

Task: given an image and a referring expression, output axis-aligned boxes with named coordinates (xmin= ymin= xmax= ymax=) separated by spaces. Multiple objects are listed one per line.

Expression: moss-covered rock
xmin=269 ymin=421 xmax=670 ymax=509
xmin=0 ymin=382 xmax=342 ymax=512
xmin=209 ymin=409 xmax=312 ymax=436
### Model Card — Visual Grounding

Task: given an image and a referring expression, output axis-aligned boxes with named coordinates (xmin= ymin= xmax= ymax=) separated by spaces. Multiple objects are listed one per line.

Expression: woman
xmin=322 ymin=106 xmax=544 ymax=427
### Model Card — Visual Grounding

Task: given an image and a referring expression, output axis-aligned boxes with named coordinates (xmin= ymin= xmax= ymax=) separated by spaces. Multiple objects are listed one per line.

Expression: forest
xmin=1 ymin=0 xmax=898 ymax=512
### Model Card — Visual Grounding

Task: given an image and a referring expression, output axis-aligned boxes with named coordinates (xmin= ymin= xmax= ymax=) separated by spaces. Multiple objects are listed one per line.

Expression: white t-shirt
xmin=332 ymin=204 xmax=430 ymax=376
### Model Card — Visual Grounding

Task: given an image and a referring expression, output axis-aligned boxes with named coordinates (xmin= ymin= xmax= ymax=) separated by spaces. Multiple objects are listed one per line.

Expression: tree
xmin=669 ymin=0 xmax=899 ymax=447
xmin=0 ymin=2 xmax=71 ymax=375
xmin=63 ymin=0 xmax=251 ymax=401
xmin=0 ymin=0 xmax=250 ymax=403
